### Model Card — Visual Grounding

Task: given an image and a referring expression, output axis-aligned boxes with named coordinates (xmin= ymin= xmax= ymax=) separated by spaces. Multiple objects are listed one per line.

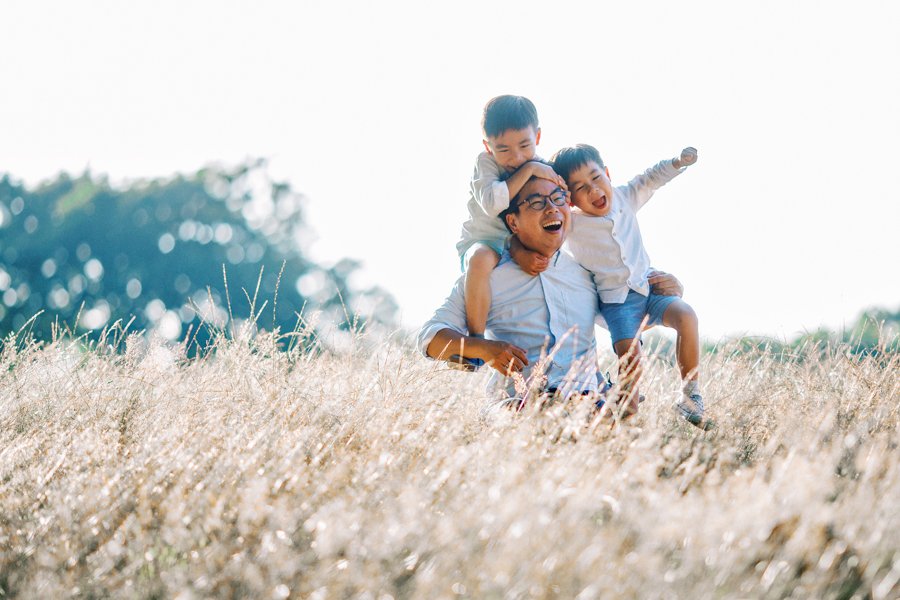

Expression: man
xmin=417 ymin=174 xmax=683 ymax=404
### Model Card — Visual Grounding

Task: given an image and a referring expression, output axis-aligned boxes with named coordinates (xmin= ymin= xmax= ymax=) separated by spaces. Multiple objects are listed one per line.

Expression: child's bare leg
xmin=662 ymin=299 xmax=712 ymax=429
xmin=613 ymin=337 xmax=642 ymax=416
xmin=662 ymin=299 xmax=699 ymax=382
xmin=464 ymin=246 xmax=500 ymax=336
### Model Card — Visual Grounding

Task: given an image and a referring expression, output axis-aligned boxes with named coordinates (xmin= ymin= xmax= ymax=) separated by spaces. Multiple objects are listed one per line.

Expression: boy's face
xmin=566 ymin=160 xmax=614 ymax=217
xmin=483 ymin=126 xmax=541 ymax=172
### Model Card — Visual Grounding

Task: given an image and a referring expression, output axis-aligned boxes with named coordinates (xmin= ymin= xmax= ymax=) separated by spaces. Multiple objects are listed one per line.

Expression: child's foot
xmin=675 ymin=393 xmax=715 ymax=431
xmin=446 ymin=354 xmax=484 ymax=372
xmin=445 ymin=334 xmax=486 ymax=372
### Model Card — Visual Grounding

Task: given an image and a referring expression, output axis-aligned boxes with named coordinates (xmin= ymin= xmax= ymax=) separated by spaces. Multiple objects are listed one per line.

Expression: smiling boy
xmin=552 ymin=144 xmax=711 ymax=429
xmin=456 ymin=95 xmax=565 ymax=341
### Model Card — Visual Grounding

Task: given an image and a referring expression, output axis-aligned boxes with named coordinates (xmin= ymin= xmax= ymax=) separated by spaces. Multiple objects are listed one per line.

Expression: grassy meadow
xmin=1 ymin=324 xmax=898 ymax=599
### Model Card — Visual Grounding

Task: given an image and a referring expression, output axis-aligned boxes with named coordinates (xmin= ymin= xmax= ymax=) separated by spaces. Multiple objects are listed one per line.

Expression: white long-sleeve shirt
xmin=565 ymin=159 xmax=685 ymax=304
xmin=455 ymin=152 xmax=513 ymax=257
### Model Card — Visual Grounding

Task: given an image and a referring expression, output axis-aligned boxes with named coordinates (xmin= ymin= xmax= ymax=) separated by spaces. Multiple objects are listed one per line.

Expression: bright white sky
xmin=2 ymin=0 xmax=898 ymax=340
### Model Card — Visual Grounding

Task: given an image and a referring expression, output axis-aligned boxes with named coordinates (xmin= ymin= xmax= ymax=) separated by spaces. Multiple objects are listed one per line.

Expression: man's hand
xmin=427 ymin=329 xmax=529 ymax=375
xmin=672 ymin=147 xmax=698 ymax=170
xmin=509 ymin=235 xmax=550 ymax=275
xmin=647 ymin=269 xmax=684 ymax=297
xmin=529 ymin=161 xmax=568 ymax=191
xmin=479 ymin=339 xmax=529 ymax=375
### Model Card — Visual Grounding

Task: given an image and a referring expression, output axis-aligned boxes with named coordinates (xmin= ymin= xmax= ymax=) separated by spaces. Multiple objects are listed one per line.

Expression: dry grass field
xmin=1 ymin=324 xmax=898 ymax=599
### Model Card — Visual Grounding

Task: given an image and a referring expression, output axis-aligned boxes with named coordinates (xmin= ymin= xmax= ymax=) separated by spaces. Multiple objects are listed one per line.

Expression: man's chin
xmin=523 ymin=232 xmax=564 ymax=254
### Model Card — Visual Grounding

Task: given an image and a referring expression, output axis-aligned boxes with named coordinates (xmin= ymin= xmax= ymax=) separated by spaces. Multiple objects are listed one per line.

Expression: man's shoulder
xmin=494 ymin=251 xmax=543 ymax=281
xmin=556 ymin=249 xmax=593 ymax=273
xmin=495 ymin=251 xmax=525 ymax=276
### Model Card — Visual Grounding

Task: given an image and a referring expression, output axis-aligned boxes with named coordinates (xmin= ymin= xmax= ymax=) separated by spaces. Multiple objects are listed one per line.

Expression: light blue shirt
xmin=417 ymin=250 xmax=602 ymax=398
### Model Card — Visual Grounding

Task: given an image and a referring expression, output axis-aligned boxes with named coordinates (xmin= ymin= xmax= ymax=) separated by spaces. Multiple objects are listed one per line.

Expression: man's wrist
xmin=464 ymin=335 xmax=488 ymax=359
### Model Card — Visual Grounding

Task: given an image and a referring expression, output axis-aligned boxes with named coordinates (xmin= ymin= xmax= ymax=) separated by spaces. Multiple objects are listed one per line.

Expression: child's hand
xmin=509 ymin=235 xmax=550 ymax=276
xmin=673 ymin=147 xmax=698 ymax=169
xmin=519 ymin=251 xmax=549 ymax=276
xmin=530 ymin=161 xmax=568 ymax=191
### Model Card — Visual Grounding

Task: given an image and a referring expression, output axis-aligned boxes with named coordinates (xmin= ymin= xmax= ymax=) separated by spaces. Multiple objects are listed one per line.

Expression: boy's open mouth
xmin=542 ymin=220 xmax=563 ymax=232
xmin=593 ymin=195 xmax=608 ymax=210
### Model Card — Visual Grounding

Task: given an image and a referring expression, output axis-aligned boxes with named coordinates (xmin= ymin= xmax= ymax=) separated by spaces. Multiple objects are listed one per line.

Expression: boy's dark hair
xmin=483 ymin=95 xmax=539 ymax=139
xmin=551 ymin=144 xmax=606 ymax=183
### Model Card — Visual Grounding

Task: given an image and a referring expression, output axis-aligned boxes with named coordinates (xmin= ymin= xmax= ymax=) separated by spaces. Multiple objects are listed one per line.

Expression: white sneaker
xmin=675 ymin=393 xmax=714 ymax=430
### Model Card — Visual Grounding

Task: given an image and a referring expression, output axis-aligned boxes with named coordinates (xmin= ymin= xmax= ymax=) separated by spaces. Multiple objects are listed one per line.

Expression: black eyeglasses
xmin=516 ymin=188 xmax=567 ymax=211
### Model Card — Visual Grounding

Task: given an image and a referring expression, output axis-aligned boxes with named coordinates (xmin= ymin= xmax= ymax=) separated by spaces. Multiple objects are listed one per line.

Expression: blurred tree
xmin=0 ymin=161 xmax=397 ymax=348
xmin=703 ymin=307 xmax=899 ymax=360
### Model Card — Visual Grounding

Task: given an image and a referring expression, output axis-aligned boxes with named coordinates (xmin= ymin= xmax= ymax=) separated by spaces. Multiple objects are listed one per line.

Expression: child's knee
xmin=666 ymin=301 xmax=698 ymax=329
xmin=613 ymin=338 xmax=641 ymax=358
xmin=468 ymin=247 xmax=500 ymax=273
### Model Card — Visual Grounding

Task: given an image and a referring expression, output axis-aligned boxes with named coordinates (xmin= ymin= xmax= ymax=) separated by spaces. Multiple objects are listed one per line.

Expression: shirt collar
xmin=499 ymin=248 xmax=562 ymax=269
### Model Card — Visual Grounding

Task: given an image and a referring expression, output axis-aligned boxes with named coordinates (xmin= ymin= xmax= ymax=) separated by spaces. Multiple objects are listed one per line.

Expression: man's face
xmin=483 ymin=126 xmax=541 ymax=172
xmin=505 ymin=178 xmax=570 ymax=257
xmin=567 ymin=160 xmax=614 ymax=217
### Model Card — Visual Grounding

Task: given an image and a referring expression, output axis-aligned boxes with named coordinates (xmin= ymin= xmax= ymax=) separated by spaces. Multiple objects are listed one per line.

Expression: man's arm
xmin=417 ymin=276 xmax=529 ymax=374
xmin=426 ymin=328 xmax=528 ymax=374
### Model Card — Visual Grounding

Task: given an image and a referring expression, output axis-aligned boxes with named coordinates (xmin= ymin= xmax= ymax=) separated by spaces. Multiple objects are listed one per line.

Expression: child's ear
xmin=605 ymin=166 xmax=611 ymax=179
xmin=534 ymin=127 xmax=542 ymax=145
xmin=482 ymin=139 xmax=493 ymax=155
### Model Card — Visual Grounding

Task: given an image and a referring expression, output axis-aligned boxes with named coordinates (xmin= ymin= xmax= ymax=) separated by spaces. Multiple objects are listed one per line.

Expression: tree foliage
xmin=706 ymin=307 xmax=900 ymax=360
xmin=0 ymin=161 xmax=397 ymax=347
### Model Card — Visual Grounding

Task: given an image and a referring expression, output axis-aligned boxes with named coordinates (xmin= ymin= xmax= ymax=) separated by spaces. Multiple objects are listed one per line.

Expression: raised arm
xmin=672 ymin=147 xmax=698 ymax=170
xmin=623 ymin=147 xmax=698 ymax=211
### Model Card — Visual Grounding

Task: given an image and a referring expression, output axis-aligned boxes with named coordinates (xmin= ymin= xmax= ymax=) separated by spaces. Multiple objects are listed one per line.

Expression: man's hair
xmin=551 ymin=144 xmax=606 ymax=183
xmin=482 ymin=95 xmax=539 ymax=138
xmin=498 ymin=160 xmax=556 ymax=233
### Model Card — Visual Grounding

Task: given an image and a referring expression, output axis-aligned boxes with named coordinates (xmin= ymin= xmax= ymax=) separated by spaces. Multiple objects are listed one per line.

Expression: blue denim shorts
xmin=600 ymin=289 xmax=679 ymax=347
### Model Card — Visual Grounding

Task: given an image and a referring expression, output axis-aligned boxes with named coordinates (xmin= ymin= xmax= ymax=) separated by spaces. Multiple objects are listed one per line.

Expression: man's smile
xmin=542 ymin=219 xmax=563 ymax=232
